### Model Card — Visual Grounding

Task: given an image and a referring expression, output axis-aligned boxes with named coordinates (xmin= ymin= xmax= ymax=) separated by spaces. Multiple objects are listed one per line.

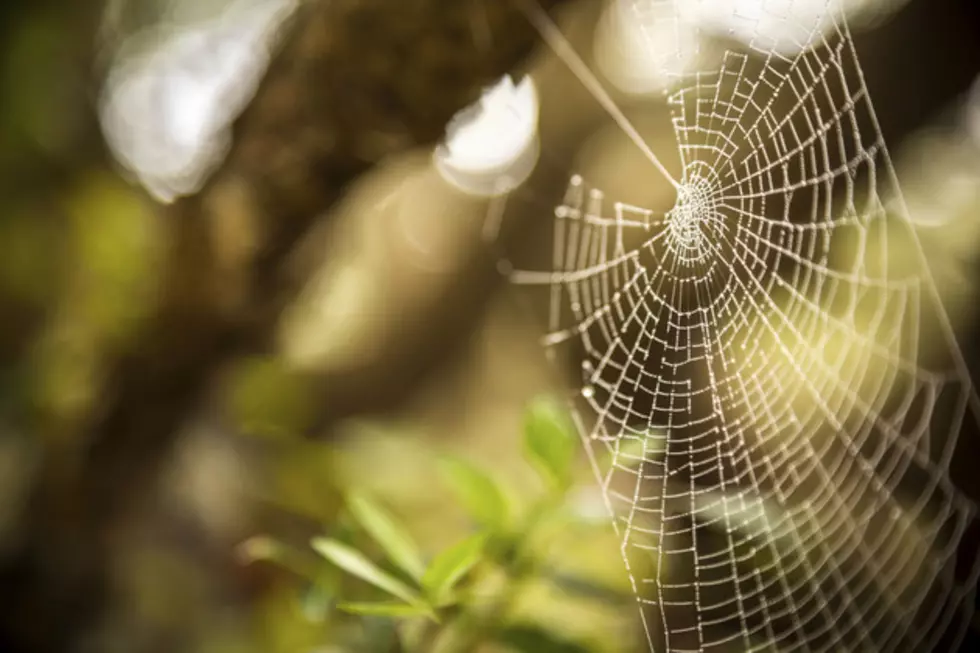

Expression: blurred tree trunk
xmin=0 ymin=1 xmax=572 ymax=651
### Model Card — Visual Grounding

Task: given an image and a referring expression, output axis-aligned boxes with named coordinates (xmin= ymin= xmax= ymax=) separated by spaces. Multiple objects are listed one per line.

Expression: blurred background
xmin=1 ymin=0 xmax=979 ymax=652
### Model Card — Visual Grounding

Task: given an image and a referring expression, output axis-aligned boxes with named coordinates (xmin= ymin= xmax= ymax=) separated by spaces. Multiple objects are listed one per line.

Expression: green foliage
xmin=523 ymin=395 xmax=578 ymax=490
xmin=421 ymin=533 xmax=487 ymax=606
xmin=438 ymin=456 xmax=510 ymax=530
xmin=311 ymin=538 xmax=424 ymax=609
xmin=336 ymin=601 xmax=435 ymax=619
xmin=244 ymin=398 xmax=625 ymax=653
xmin=346 ymin=492 xmax=426 ymax=582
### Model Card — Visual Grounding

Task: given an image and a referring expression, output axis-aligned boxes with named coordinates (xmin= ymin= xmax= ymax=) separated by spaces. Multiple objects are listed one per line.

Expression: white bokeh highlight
xmin=598 ymin=0 xmax=911 ymax=97
xmin=595 ymin=0 xmax=701 ymax=95
xmin=684 ymin=0 xmax=838 ymax=54
xmin=433 ymin=75 xmax=541 ymax=197
xmin=99 ymin=0 xmax=298 ymax=203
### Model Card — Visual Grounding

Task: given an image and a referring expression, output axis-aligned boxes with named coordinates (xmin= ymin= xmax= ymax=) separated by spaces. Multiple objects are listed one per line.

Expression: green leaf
xmin=346 ymin=492 xmax=425 ymax=582
xmin=439 ymin=456 xmax=509 ymax=530
xmin=421 ymin=534 xmax=488 ymax=605
xmin=310 ymin=537 xmax=422 ymax=606
xmin=495 ymin=624 xmax=591 ymax=653
xmin=336 ymin=601 xmax=435 ymax=620
xmin=523 ymin=396 xmax=577 ymax=489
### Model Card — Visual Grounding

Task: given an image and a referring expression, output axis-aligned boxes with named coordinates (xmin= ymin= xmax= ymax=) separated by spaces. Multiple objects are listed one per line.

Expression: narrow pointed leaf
xmin=346 ymin=492 xmax=425 ymax=582
xmin=439 ymin=456 xmax=508 ymax=530
xmin=523 ymin=397 xmax=577 ymax=489
xmin=336 ymin=601 xmax=436 ymax=620
xmin=311 ymin=537 xmax=421 ymax=606
xmin=421 ymin=534 xmax=487 ymax=604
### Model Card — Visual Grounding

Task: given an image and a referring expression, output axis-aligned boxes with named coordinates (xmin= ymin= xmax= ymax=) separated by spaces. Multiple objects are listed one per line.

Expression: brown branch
xmin=0 ymin=1 xmax=574 ymax=651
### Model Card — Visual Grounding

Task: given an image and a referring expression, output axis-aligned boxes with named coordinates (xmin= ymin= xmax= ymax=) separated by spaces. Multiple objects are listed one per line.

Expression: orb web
xmin=494 ymin=0 xmax=980 ymax=650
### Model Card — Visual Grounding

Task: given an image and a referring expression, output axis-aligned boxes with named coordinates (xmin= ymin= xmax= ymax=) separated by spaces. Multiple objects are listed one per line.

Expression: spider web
xmin=494 ymin=0 xmax=980 ymax=650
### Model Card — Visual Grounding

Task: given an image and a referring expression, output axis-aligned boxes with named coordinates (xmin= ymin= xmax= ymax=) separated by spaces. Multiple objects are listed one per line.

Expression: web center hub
xmin=666 ymin=174 xmax=720 ymax=261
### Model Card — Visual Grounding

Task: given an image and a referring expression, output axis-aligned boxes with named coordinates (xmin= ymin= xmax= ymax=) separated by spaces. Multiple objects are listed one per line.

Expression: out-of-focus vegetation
xmin=241 ymin=397 xmax=640 ymax=653
xmin=1 ymin=0 xmax=980 ymax=652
